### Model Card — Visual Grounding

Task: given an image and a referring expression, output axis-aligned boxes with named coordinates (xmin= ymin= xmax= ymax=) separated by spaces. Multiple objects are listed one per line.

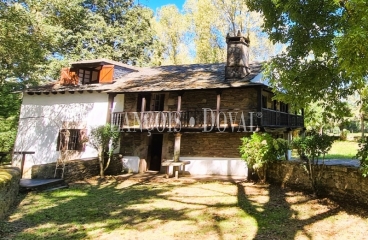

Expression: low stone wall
xmin=31 ymin=156 xmax=123 ymax=183
xmin=0 ymin=167 xmax=21 ymax=220
xmin=268 ymin=161 xmax=368 ymax=205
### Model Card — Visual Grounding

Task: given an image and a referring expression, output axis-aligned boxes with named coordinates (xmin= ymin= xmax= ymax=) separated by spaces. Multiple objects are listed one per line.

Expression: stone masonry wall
xmin=181 ymin=132 xmax=251 ymax=158
xmin=31 ymin=157 xmax=122 ymax=183
xmin=0 ymin=167 xmax=21 ymax=220
xmin=268 ymin=161 xmax=368 ymax=206
xmin=167 ymin=88 xmax=258 ymax=112
xmin=123 ymin=93 xmax=137 ymax=112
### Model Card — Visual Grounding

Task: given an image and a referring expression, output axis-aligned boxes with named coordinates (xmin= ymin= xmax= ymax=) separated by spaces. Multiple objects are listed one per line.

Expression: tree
xmin=184 ymin=0 xmax=225 ymax=63
xmin=89 ymin=124 xmax=120 ymax=178
xmin=357 ymin=86 xmax=368 ymax=136
xmin=0 ymin=2 xmax=51 ymax=84
xmin=0 ymin=0 xmax=156 ymax=155
xmin=81 ymin=0 xmax=155 ymax=66
xmin=153 ymin=5 xmax=192 ymax=65
xmin=239 ymin=133 xmax=286 ymax=183
xmin=0 ymin=81 xmax=22 ymax=155
xmin=305 ymin=100 xmax=351 ymax=134
xmin=292 ymin=132 xmax=335 ymax=195
xmin=246 ymin=0 xmax=368 ymax=111
xmin=151 ymin=0 xmax=280 ymax=66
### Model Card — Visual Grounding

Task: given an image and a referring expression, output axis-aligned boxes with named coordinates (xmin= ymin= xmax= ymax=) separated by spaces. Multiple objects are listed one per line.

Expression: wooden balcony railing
xmin=111 ymin=108 xmax=304 ymax=132
xmin=261 ymin=108 xmax=304 ymax=128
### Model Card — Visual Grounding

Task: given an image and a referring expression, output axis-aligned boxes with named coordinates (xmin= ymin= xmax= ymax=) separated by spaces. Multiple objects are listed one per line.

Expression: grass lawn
xmin=292 ymin=141 xmax=360 ymax=160
xmin=325 ymin=141 xmax=359 ymax=159
xmin=1 ymin=177 xmax=368 ymax=240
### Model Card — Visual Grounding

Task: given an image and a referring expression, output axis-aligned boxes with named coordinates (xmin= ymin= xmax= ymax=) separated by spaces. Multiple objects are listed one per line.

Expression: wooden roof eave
xmin=104 ymin=82 xmax=267 ymax=94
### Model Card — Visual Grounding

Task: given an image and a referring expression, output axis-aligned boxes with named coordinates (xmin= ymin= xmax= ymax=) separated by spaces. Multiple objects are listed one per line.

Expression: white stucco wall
xmin=113 ymin=94 xmax=124 ymax=112
xmin=13 ymin=92 xmax=110 ymax=175
xmin=179 ymin=157 xmax=248 ymax=176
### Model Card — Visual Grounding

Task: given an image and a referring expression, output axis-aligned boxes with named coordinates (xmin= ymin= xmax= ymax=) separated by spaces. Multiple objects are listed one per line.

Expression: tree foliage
xmin=153 ymin=5 xmax=192 ymax=65
xmin=153 ymin=0 xmax=277 ymax=65
xmin=292 ymin=132 xmax=335 ymax=194
xmin=239 ymin=133 xmax=287 ymax=182
xmin=246 ymin=0 xmax=368 ymax=110
xmin=0 ymin=0 xmax=155 ymax=152
xmin=356 ymin=137 xmax=368 ymax=177
xmin=305 ymin=100 xmax=351 ymax=133
xmin=89 ymin=124 xmax=120 ymax=178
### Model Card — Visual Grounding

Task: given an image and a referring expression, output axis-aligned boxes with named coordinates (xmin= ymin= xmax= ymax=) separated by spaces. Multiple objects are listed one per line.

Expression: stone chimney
xmin=225 ymin=30 xmax=250 ymax=79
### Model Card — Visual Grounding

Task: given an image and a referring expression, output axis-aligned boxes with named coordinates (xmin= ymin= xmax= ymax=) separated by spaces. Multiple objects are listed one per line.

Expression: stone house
xmin=13 ymin=34 xmax=303 ymax=178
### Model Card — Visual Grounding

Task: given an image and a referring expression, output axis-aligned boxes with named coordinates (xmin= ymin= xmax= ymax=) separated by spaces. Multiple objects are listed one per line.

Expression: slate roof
xmin=25 ymin=61 xmax=266 ymax=93
xmin=70 ymin=58 xmax=140 ymax=71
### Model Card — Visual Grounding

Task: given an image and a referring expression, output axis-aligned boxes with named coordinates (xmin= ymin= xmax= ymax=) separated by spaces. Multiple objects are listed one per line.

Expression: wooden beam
xmin=140 ymin=96 xmax=146 ymax=124
xmin=216 ymin=91 xmax=221 ymax=126
xmin=106 ymin=93 xmax=117 ymax=124
xmin=177 ymin=94 xmax=182 ymax=112
xmin=257 ymin=86 xmax=262 ymax=126
xmin=173 ymin=133 xmax=182 ymax=178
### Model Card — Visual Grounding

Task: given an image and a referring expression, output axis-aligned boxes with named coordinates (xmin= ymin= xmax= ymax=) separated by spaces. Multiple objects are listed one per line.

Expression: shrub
xmin=340 ymin=129 xmax=350 ymax=141
xmin=355 ymin=137 xmax=368 ymax=177
xmin=239 ymin=133 xmax=286 ymax=182
xmin=89 ymin=124 xmax=120 ymax=178
xmin=292 ymin=132 xmax=334 ymax=195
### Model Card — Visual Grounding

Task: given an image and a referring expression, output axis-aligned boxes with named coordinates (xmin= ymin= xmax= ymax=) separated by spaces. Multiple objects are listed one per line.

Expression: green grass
xmin=292 ymin=141 xmax=359 ymax=160
xmin=325 ymin=141 xmax=359 ymax=159
xmin=1 ymin=178 xmax=368 ymax=239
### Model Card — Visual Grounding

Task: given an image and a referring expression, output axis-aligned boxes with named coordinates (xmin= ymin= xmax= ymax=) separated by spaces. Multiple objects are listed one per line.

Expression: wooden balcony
xmin=261 ymin=108 xmax=304 ymax=128
xmin=111 ymin=109 xmax=304 ymax=133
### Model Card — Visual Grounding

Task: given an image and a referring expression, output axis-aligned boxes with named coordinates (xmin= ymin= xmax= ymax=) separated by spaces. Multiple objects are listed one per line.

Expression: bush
xmin=239 ymin=133 xmax=286 ymax=182
xmin=355 ymin=137 xmax=368 ymax=177
xmin=89 ymin=124 xmax=120 ymax=178
xmin=340 ymin=129 xmax=350 ymax=141
xmin=292 ymin=132 xmax=335 ymax=195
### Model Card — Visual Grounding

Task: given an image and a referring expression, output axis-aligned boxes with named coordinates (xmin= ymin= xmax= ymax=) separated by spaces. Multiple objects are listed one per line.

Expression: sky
xmin=137 ymin=0 xmax=186 ymax=12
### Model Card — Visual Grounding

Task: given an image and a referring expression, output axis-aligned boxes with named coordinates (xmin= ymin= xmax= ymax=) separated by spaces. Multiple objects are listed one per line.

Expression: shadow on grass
xmin=0 ymin=176 xmax=188 ymax=239
xmin=1 ymin=176 xmax=368 ymax=240
xmin=236 ymin=182 xmax=345 ymax=239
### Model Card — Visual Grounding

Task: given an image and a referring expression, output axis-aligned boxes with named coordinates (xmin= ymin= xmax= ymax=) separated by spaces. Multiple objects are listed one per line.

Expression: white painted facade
xmin=14 ymin=91 xmax=248 ymax=177
xmin=13 ymin=92 xmax=109 ymax=176
xmin=179 ymin=157 xmax=248 ymax=177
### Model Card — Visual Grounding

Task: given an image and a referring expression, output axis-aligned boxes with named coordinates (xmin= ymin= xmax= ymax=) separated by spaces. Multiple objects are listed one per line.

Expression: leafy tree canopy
xmin=246 ymin=0 xmax=368 ymax=110
xmin=0 ymin=0 xmax=155 ymax=152
xmin=153 ymin=0 xmax=277 ymax=65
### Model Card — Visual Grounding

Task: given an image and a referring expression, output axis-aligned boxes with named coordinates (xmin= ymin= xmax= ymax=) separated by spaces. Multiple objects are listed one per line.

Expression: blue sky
xmin=137 ymin=0 xmax=186 ymax=11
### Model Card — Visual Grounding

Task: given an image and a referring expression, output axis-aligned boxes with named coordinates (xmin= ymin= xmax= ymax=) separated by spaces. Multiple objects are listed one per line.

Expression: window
xmin=78 ymin=69 xmax=99 ymax=84
xmin=57 ymin=129 xmax=87 ymax=151
xmin=280 ymin=102 xmax=288 ymax=113
xmin=137 ymin=94 xmax=151 ymax=112
xmin=151 ymin=94 xmax=165 ymax=111
xmin=262 ymin=95 xmax=267 ymax=108
xmin=273 ymin=100 xmax=278 ymax=110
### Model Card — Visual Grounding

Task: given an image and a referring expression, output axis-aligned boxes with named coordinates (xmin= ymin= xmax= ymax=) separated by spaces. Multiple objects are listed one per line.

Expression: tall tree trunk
xmin=98 ymin=148 xmax=104 ymax=178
